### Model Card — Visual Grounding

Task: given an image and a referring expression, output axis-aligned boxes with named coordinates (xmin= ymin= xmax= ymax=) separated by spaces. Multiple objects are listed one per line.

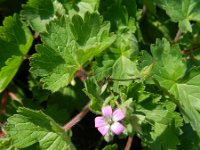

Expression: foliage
xmin=0 ymin=0 xmax=200 ymax=149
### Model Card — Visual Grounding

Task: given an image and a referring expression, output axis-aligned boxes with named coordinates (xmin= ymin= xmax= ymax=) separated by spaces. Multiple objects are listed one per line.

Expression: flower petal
xmin=112 ymin=109 xmax=125 ymax=121
xmin=111 ymin=122 xmax=124 ymax=135
xmin=95 ymin=116 xmax=106 ymax=128
xmin=97 ymin=125 xmax=110 ymax=136
xmin=102 ymin=106 xmax=112 ymax=117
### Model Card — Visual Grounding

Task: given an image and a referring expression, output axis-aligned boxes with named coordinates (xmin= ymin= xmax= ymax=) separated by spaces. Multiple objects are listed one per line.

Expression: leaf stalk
xmin=63 ymin=103 xmax=90 ymax=132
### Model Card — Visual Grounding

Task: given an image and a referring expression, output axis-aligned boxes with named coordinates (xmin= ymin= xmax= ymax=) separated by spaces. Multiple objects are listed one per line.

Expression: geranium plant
xmin=0 ymin=0 xmax=200 ymax=149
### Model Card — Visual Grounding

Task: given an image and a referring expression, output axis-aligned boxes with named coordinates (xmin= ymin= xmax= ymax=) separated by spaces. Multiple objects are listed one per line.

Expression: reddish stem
xmin=181 ymin=45 xmax=200 ymax=54
xmin=0 ymin=131 xmax=5 ymax=138
xmin=63 ymin=103 xmax=90 ymax=132
xmin=124 ymin=136 xmax=133 ymax=150
xmin=0 ymin=90 xmax=8 ymax=115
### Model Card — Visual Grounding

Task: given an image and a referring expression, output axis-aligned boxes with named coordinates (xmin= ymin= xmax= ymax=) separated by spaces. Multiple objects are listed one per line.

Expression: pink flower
xmin=94 ymin=106 xmax=125 ymax=137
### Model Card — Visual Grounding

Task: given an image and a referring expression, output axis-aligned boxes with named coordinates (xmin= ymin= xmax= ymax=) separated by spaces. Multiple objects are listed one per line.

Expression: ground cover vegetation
xmin=0 ymin=0 xmax=200 ymax=149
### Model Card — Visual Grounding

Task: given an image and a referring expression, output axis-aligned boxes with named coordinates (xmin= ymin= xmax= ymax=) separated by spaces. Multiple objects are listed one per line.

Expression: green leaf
xmin=150 ymin=39 xmax=200 ymax=132
xmin=99 ymin=0 xmax=137 ymax=31
xmin=83 ymin=77 xmax=103 ymax=114
xmin=93 ymin=30 xmax=139 ymax=91
xmin=178 ymin=124 xmax=200 ymax=150
xmin=122 ymin=0 xmax=137 ymax=18
xmin=30 ymin=12 xmax=115 ymax=92
xmin=169 ymin=67 xmax=200 ymax=132
xmin=139 ymin=100 xmax=182 ymax=127
xmin=102 ymin=144 xmax=118 ymax=150
xmin=138 ymin=97 xmax=182 ymax=150
xmin=28 ymin=75 xmax=50 ymax=102
xmin=150 ymin=123 xmax=180 ymax=150
xmin=0 ymin=14 xmax=33 ymax=92
xmin=151 ymin=38 xmax=186 ymax=89
xmin=179 ymin=23 xmax=200 ymax=50
xmin=179 ymin=19 xmax=192 ymax=33
xmin=155 ymin=0 xmax=200 ymax=32
xmin=101 ymin=4 xmax=128 ymax=31
xmin=127 ymin=83 xmax=151 ymax=103
xmin=6 ymin=107 xmax=76 ymax=149
xmin=68 ymin=0 xmax=100 ymax=17
xmin=48 ymin=80 xmax=88 ymax=112
xmin=45 ymin=105 xmax=70 ymax=125
xmin=0 ymin=138 xmax=12 ymax=149
xmin=21 ymin=0 xmax=66 ymax=32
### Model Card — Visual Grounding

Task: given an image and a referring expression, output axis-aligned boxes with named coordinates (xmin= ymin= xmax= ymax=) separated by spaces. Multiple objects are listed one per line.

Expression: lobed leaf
xmin=30 ymin=12 xmax=116 ymax=92
xmin=93 ymin=30 xmax=139 ymax=91
xmin=151 ymin=38 xmax=186 ymax=89
xmin=6 ymin=107 xmax=76 ymax=150
xmin=155 ymin=0 xmax=200 ymax=32
xmin=21 ymin=0 xmax=66 ymax=32
xmin=83 ymin=77 xmax=103 ymax=114
xmin=149 ymin=123 xmax=180 ymax=150
xmin=150 ymin=38 xmax=200 ymax=132
xmin=0 ymin=14 xmax=33 ymax=92
xmin=169 ymin=67 xmax=200 ymax=132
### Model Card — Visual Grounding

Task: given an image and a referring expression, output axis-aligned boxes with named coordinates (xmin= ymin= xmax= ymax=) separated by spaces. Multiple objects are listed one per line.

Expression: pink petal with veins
xmin=95 ymin=116 xmax=106 ymax=128
xmin=102 ymin=106 xmax=112 ymax=117
xmin=112 ymin=108 xmax=125 ymax=121
xmin=111 ymin=122 xmax=124 ymax=135
xmin=97 ymin=125 xmax=110 ymax=136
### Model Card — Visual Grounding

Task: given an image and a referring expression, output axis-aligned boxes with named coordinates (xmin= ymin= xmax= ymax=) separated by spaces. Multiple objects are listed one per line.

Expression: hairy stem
xmin=63 ymin=103 xmax=90 ymax=132
xmin=124 ymin=136 xmax=133 ymax=150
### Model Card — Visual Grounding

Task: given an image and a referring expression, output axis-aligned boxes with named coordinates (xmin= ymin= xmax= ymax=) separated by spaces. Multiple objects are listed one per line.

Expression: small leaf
xmin=83 ymin=77 xmax=103 ymax=114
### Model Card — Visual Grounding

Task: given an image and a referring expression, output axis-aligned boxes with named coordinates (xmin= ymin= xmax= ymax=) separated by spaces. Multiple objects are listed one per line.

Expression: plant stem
xmin=63 ymin=103 xmax=90 ymax=132
xmin=0 ymin=90 xmax=8 ymax=115
xmin=108 ymin=77 xmax=141 ymax=81
xmin=172 ymin=29 xmax=182 ymax=44
xmin=181 ymin=45 xmax=200 ymax=54
xmin=142 ymin=5 xmax=147 ymax=17
xmin=34 ymin=32 xmax=40 ymax=39
xmin=124 ymin=136 xmax=133 ymax=150
xmin=74 ymin=67 xmax=90 ymax=81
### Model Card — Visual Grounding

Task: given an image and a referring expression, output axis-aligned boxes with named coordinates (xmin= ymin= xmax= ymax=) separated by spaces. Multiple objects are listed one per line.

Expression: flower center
xmin=104 ymin=116 xmax=113 ymax=125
